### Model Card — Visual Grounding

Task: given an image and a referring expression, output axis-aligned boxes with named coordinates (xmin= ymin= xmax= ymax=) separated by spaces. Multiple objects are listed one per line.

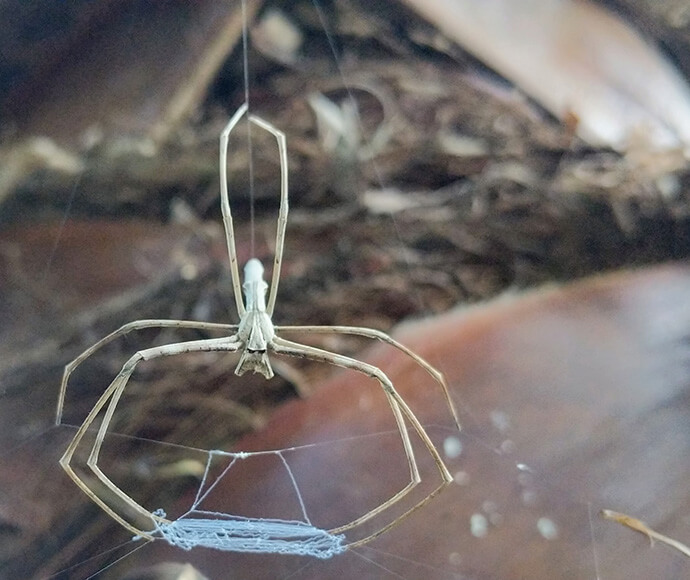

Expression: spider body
xmin=235 ymin=258 xmax=275 ymax=379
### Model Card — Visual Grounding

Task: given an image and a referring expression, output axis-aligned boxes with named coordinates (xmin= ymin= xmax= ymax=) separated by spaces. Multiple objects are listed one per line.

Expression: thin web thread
xmin=310 ymin=0 xmax=408 ymax=260
xmin=310 ymin=0 xmax=477 ymax=427
xmin=304 ymin=8 xmax=604 ymax=578
xmin=41 ymin=172 xmax=83 ymax=284
xmin=144 ymin=449 xmax=346 ymax=558
xmin=241 ymin=0 xmax=256 ymax=257
xmin=55 ymin=421 xmax=406 ymax=457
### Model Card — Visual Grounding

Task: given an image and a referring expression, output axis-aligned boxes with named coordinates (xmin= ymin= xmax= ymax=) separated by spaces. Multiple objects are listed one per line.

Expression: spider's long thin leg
xmin=270 ymin=336 xmax=452 ymax=548
xmin=220 ymin=102 xmax=249 ymax=317
xmin=220 ymin=106 xmax=288 ymax=318
xmin=56 ymin=319 xmax=239 ymax=425
xmin=275 ymin=325 xmax=461 ymax=431
xmin=60 ymin=370 xmax=151 ymax=537
xmin=60 ymin=335 xmax=242 ymax=538
xmin=248 ymin=114 xmax=288 ymax=317
xmin=273 ymin=337 xmax=418 ymax=538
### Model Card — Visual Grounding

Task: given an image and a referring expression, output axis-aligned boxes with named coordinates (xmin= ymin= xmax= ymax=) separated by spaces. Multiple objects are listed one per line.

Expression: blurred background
xmin=2 ymin=0 xmax=690 ymax=578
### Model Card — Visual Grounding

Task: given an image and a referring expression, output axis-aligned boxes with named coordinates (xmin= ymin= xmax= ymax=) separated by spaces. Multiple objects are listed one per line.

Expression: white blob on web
xmin=443 ymin=435 xmax=463 ymax=459
xmin=140 ymin=449 xmax=346 ymax=559
xmin=537 ymin=516 xmax=559 ymax=540
xmin=470 ymin=513 xmax=489 ymax=538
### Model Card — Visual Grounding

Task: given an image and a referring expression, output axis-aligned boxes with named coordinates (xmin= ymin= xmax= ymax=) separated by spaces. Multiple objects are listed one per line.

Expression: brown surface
xmin=4 ymin=0 xmax=259 ymax=146
xmin=41 ymin=262 xmax=688 ymax=579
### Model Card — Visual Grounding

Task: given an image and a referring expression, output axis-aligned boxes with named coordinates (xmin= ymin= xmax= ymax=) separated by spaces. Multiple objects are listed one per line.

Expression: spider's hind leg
xmin=270 ymin=335 xmax=452 ymax=548
xmin=60 ymin=333 xmax=242 ymax=538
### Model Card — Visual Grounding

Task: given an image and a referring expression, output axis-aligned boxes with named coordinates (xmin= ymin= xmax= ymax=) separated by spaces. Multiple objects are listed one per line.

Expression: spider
xmin=56 ymin=102 xmax=461 ymax=551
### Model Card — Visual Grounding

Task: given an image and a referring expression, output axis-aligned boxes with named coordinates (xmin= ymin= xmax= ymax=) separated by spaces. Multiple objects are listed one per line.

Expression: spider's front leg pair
xmin=58 ymin=102 xmax=460 ymax=549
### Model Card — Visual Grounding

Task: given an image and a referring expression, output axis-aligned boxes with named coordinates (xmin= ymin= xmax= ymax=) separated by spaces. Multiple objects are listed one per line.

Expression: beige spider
xmin=56 ymin=102 xmax=461 ymax=554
